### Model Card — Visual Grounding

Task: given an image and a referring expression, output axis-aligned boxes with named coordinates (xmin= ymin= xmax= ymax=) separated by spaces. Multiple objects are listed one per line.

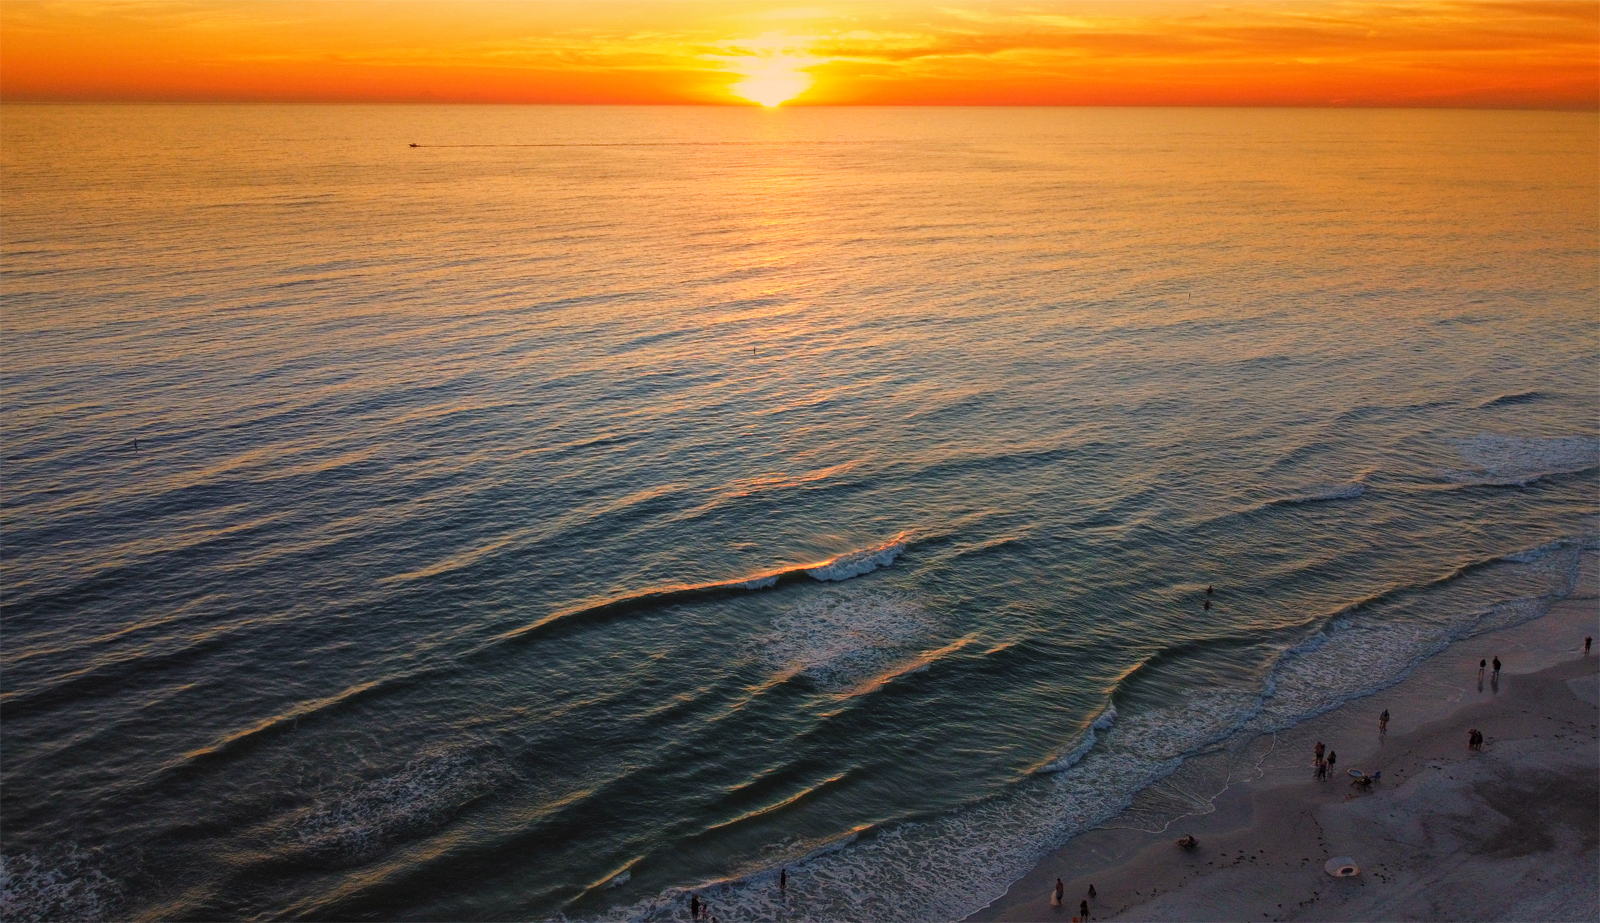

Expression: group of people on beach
xmin=1051 ymin=878 xmax=1095 ymax=921
xmin=1312 ymin=740 xmax=1338 ymax=780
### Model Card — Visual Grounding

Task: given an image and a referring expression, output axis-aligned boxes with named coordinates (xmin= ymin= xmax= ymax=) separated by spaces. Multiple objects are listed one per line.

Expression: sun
xmin=721 ymin=38 xmax=817 ymax=107
xmin=732 ymin=68 xmax=811 ymax=107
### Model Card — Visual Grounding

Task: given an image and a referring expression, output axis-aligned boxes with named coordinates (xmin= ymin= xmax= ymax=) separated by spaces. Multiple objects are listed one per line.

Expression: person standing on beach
xmin=1327 ymin=750 xmax=1336 ymax=771
xmin=1492 ymin=656 xmax=1501 ymax=679
xmin=690 ymin=894 xmax=700 ymax=919
xmin=1479 ymin=658 xmax=1487 ymax=680
xmin=1053 ymin=878 xmax=1064 ymax=907
xmin=1080 ymin=898 xmax=1091 ymax=919
xmin=1379 ymin=710 xmax=1389 ymax=734
xmin=1315 ymin=741 xmax=1325 ymax=762
xmin=1586 ymin=636 xmax=1592 ymax=656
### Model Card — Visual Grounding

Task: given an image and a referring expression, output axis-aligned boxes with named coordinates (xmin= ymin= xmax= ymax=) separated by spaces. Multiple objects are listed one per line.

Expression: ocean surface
xmin=2 ymin=105 xmax=1597 ymax=923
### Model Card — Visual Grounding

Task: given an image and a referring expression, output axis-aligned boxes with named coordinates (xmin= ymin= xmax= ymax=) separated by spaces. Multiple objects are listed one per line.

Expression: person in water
xmin=780 ymin=869 xmax=787 ymax=891
xmin=1379 ymin=709 xmax=1389 ymax=733
xmin=1587 ymin=636 xmax=1593 ymax=656
xmin=1203 ymin=599 xmax=1211 ymax=611
xmin=690 ymin=894 xmax=700 ymax=919
xmin=1206 ymin=585 xmax=1213 ymax=595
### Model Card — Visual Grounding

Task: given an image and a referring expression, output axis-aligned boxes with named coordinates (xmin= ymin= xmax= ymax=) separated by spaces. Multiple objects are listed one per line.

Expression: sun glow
xmin=721 ymin=37 xmax=817 ymax=106
xmin=731 ymin=65 xmax=811 ymax=106
xmin=0 ymin=2 xmax=1594 ymax=108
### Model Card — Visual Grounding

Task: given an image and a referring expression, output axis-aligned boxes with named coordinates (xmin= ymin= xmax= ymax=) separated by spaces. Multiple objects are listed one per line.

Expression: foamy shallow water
xmin=1 ymin=106 xmax=1596 ymax=922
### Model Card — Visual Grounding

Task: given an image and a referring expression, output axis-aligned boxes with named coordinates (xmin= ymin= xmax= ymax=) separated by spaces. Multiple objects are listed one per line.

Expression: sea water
xmin=1 ymin=105 xmax=1596 ymax=922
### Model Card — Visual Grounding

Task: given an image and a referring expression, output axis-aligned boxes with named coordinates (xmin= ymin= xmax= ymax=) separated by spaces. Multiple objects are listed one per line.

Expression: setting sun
xmin=730 ymin=63 xmax=811 ymax=106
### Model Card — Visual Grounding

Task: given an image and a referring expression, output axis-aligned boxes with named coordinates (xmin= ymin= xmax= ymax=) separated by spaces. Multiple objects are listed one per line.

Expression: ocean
xmin=1 ymin=105 xmax=1596 ymax=922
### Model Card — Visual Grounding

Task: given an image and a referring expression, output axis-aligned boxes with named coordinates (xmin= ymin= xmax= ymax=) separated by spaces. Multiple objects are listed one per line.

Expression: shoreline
xmin=970 ymin=551 xmax=1599 ymax=923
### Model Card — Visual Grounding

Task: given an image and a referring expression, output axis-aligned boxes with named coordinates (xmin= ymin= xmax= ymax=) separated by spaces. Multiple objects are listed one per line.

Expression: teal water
xmin=1 ymin=106 xmax=1596 ymax=922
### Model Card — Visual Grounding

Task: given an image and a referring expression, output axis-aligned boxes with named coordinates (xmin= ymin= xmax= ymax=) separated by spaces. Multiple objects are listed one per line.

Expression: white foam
xmin=1447 ymin=434 xmax=1599 ymax=486
xmin=759 ymin=590 xmax=935 ymax=693
xmin=289 ymin=748 xmax=509 ymax=861
xmin=805 ymin=541 xmax=906 ymax=582
xmin=1282 ymin=482 xmax=1365 ymax=504
xmin=0 ymin=849 xmax=120 ymax=923
xmin=733 ymin=575 xmax=778 ymax=590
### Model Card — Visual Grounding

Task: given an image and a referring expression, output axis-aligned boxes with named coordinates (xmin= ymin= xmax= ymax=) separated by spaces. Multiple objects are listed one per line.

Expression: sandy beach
xmin=972 ymin=552 xmax=1600 ymax=923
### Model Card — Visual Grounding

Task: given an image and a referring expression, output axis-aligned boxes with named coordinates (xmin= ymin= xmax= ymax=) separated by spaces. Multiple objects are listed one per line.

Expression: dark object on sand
xmin=1176 ymin=834 xmax=1198 ymax=849
xmin=1087 ymin=884 xmax=1097 ymax=899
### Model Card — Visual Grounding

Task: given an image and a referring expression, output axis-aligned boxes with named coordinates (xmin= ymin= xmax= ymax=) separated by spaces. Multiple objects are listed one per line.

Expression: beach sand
xmin=971 ymin=552 xmax=1600 ymax=923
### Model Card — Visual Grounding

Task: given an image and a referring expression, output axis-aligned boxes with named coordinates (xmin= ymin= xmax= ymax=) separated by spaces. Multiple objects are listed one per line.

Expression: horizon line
xmin=5 ymin=100 xmax=1595 ymax=112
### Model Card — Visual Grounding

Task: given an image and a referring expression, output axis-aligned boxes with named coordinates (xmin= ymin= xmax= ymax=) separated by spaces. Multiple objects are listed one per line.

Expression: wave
xmin=1270 ymin=482 xmax=1365 ymax=506
xmin=805 ymin=541 xmax=905 ymax=582
xmin=490 ymin=535 xmax=912 ymax=646
xmin=1036 ymin=705 xmax=1116 ymax=774
xmin=1474 ymin=390 xmax=1550 ymax=409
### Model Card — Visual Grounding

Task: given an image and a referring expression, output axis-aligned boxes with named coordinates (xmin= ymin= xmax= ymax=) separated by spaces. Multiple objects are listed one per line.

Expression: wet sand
xmin=971 ymin=553 xmax=1599 ymax=923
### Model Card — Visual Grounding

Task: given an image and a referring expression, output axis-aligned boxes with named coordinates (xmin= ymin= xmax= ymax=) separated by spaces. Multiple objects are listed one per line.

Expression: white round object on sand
xmin=1325 ymin=857 xmax=1360 ymax=877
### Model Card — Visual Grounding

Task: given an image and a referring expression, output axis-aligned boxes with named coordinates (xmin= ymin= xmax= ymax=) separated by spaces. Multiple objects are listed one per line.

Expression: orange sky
xmin=2 ymin=1 xmax=1595 ymax=107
